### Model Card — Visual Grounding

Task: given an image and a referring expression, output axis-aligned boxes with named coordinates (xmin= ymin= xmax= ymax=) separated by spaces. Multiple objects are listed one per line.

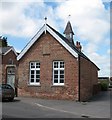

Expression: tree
xmin=0 ymin=36 xmax=8 ymax=47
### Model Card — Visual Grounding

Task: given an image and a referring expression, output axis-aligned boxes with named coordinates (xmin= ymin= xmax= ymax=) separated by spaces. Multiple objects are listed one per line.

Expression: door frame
xmin=6 ymin=65 xmax=18 ymax=96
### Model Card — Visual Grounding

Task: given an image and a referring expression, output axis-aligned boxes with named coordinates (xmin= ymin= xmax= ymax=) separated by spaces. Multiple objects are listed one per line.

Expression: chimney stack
xmin=76 ymin=41 xmax=82 ymax=51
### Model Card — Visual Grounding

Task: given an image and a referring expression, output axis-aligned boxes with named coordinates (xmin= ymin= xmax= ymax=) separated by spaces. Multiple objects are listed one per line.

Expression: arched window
xmin=8 ymin=58 xmax=13 ymax=64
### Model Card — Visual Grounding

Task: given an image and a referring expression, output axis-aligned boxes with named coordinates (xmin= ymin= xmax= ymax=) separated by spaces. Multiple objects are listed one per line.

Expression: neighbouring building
xmin=17 ymin=21 xmax=100 ymax=101
xmin=0 ymin=36 xmax=18 ymax=96
xmin=98 ymin=77 xmax=109 ymax=81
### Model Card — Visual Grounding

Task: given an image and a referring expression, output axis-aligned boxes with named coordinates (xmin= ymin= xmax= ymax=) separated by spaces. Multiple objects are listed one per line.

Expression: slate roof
xmin=17 ymin=23 xmax=99 ymax=70
xmin=2 ymin=46 xmax=12 ymax=54
xmin=63 ymin=21 xmax=74 ymax=35
xmin=0 ymin=46 xmax=18 ymax=56
xmin=47 ymin=24 xmax=100 ymax=70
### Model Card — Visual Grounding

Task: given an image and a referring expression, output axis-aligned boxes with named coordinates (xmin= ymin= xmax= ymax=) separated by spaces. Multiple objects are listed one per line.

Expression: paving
xmin=17 ymin=90 xmax=111 ymax=118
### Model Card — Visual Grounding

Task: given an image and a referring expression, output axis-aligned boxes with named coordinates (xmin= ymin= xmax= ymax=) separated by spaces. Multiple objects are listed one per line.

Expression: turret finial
xmin=44 ymin=17 xmax=47 ymax=24
xmin=68 ymin=14 xmax=71 ymax=21
xmin=44 ymin=17 xmax=47 ymax=34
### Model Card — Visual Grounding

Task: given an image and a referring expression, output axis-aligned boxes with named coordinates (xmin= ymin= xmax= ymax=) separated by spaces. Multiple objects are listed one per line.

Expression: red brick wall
xmin=2 ymin=50 xmax=18 ymax=65
xmin=18 ymin=32 xmax=79 ymax=100
xmin=2 ymin=50 xmax=18 ymax=84
xmin=80 ymin=56 xmax=98 ymax=101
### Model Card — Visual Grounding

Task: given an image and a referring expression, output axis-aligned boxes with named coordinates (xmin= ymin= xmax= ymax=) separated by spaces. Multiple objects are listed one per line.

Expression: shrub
xmin=100 ymin=81 xmax=108 ymax=91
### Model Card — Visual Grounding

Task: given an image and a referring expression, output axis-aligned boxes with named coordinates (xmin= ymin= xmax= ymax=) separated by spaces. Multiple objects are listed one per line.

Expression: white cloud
xmin=0 ymin=1 xmax=45 ymax=37
xmin=85 ymin=52 xmax=110 ymax=77
xmin=82 ymin=43 xmax=110 ymax=77
xmin=0 ymin=1 xmax=60 ymax=37
xmin=0 ymin=0 xmax=110 ymax=77
xmin=55 ymin=0 xmax=110 ymax=76
xmin=1 ymin=0 xmax=44 ymax=2
xmin=56 ymin=0 xmax=109 ymax=42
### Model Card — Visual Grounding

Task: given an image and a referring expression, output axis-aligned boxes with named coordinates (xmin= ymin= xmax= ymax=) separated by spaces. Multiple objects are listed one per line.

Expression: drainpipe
xmin=78 ymin=55 xmax=80 ymax=101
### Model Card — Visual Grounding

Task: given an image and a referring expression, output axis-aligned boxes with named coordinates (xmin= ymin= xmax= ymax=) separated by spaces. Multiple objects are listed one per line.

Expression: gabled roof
xmin=1 ymin=46 xmax=18 ymax=56
xmin=2 ymin=46 xmax=11 ymax=54
xmin=17 ymin=24 xmax=99 ymax=70
xmin=17 ymin=24 xmax=78 ymax=60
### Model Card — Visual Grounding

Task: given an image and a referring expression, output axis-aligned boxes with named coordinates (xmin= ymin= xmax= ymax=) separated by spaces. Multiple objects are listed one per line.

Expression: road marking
xmin=35 ymin=103 xmax=80 ymax=115
xmin=35 ymin=103 xmax=106 ymax=118
xmin=35 ymin=103 xmax=92 ymax=118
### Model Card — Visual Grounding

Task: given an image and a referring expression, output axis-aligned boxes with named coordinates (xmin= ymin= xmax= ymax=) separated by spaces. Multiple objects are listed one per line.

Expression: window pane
xmin=31 ymin=75 xmax=34 ymax=78
xmin=31 ymin=63 xmax=35 ymax=68
xmin=36 ymin=75 xmax=40 ymax=79
xmin=36 ymin=79 xmax=40 ymax=82
xmin=60 ymin=79 xmax=64 ymax=83
xmin=60 ymin=75 xmax=64 ymax=78
xmin=36 ymin=70 xmax=40 ymax=74
xmin=31 ymin=79 xmax=34 ymax=82
xmin=31 ymin=70 xmax=34 ymax=74
xmin=54 ymin=75 xmax=58 ymax=78
xmin=36 ymin=62 xmax=40 ymax=68
xmin=7 ymin=67 xmax=15 ymax=74
xmin=54 ymin=70 xmax=58 ymax=74
xmin=60 ymin=62 xmax=64 ymax=68
xmin=54 ymin=79 xmax=58 ymax=83
xmin=60 ymin=70 xmax=64 ymax=74
xmin=54 ymin=62 xmax=58 ymax=68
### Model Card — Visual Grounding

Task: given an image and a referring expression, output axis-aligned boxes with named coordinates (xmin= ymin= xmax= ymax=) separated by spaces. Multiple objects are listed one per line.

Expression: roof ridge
xmin=46 ymin=24 xmax=99 ymax=70
xmin=17 ymin=23 xmax=99 ymax=70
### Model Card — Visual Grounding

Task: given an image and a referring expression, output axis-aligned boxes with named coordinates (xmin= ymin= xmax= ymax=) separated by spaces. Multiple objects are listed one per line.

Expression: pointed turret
xmin=63 ymin=21 xmax=74 ymax=45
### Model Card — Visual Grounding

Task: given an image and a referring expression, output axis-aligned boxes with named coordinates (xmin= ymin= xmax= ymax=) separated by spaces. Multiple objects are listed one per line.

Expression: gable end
xmin=17 ymin=24 xmax=78 ymax=61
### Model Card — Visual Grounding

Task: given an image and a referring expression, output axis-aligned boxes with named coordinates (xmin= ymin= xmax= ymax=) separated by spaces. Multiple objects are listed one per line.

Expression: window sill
xmin=28 ymin=84 xmax=41 ymax=87
xmin=51 ymin=84 xmax=65 ymax=87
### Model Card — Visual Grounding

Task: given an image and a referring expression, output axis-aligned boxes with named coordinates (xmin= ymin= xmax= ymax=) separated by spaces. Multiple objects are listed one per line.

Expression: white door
xmin=7 ymin=67 xmax=15 ymax=90
xmin=7 ymin=74 xmax=15 ymax=89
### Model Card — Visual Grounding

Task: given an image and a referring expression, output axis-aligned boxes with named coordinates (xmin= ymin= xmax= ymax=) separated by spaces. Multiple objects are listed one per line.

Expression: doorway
xmin=7 ymin=67 xmax=15 ymax=89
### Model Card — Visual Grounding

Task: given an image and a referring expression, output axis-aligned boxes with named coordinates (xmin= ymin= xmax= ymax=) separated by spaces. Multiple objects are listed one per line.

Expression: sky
xmin=0 ymin=0 xmax=111 ymax=77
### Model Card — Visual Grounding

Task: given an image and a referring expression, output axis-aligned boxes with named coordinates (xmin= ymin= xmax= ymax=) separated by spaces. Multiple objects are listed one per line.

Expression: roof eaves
xmin=47 ymin=24 xmax=100 ymax=70
xmin=46 ymin=24 xmax=78 ymax=58
xmin=4 ymin=47 xmax=18 ymax=56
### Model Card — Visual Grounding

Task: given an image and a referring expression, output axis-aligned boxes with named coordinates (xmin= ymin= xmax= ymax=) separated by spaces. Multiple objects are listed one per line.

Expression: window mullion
xmin=34 ymin=68 xmax=35 ymax=83
xmin=58 ymin=62 xmax=60 ymax=84
xmin=30 ymin=68 xmax=31 ymax=83
xmin=58 ymin=69 xmax=60 ymax=84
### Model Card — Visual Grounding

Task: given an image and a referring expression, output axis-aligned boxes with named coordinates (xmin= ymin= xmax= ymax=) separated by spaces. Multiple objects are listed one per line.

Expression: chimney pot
xmin=76 ymin=41 xmax=82 ymax=51
xmin=76 ymin=41 xmax=78 ymax=45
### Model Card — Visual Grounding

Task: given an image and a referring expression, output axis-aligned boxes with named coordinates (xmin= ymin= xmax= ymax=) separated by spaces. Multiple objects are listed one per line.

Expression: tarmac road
xmin=2 ymin=98 xmax=81 ymax=118
xmin=1 ymin=90 xmax=111 ymax=119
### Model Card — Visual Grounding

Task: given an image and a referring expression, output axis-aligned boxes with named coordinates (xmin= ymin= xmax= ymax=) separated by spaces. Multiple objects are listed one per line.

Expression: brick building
xmin=0 ymin=37 xmax=18 ymax=96
xmin=17 ymin=22 xmax=100 ymax=101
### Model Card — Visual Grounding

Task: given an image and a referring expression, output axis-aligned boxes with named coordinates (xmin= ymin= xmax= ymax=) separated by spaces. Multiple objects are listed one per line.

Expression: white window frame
xmin=29 ymin=62 xmax=40 ymax=85
xmin=53 ymin=61 xmax=65 ymax=86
